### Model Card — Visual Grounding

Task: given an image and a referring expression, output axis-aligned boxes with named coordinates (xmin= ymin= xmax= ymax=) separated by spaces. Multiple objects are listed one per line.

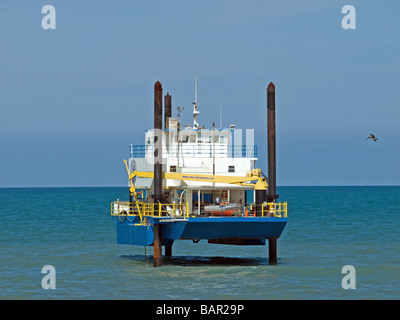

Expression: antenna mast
xmin=193 ymin=73 xmax=200 ymax=128
xmin=219 ymin=100 xmax=222 ymax=128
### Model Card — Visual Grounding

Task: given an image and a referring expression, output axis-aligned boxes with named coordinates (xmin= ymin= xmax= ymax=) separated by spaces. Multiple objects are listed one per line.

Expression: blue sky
xmin=0 ymin=0 xmax=399 ymax=187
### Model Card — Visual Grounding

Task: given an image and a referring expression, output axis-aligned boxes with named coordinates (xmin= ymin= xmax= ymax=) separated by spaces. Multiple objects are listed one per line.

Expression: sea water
xmin=0 ymin=186 xmax=399 ymax=299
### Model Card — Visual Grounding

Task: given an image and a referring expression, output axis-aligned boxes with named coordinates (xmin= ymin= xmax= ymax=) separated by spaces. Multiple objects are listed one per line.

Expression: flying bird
xmin=366 ymin=133 xmax=378 ymax=142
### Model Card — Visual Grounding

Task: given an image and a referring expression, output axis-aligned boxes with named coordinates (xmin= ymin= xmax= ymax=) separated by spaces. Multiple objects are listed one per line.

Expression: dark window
xmin=182 ymin=135 xmax=189 ymax=143
xmin=170 ymin=165 xmax=177 ymax=172
xmin=228 ymin=166 xmax=235 ymax=173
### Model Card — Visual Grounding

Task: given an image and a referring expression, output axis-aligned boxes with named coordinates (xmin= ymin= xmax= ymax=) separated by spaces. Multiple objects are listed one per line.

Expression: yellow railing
xmin=111 ymin=201 xmax=189 ymax=220
xmin=111 ymin=201 xmax=287 ymax=219
xmin=261 ymin=202 xmax=287 ymax=218
xmin=245 ymin=202 xmax=287 ymax=217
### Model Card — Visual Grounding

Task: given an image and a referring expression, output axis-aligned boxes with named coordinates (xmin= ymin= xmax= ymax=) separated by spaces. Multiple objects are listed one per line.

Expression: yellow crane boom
xmin=123 ymin=160 xmax=267 ymax=200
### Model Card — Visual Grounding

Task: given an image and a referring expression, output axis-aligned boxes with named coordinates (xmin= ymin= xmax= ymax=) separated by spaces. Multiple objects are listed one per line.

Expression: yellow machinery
xmin=123 ymin=160 xmax=267 ymax=201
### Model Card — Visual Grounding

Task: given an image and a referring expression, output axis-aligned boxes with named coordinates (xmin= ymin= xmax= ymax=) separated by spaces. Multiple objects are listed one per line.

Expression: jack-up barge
xmin=111 ymin=75 xmax=287 ymax=267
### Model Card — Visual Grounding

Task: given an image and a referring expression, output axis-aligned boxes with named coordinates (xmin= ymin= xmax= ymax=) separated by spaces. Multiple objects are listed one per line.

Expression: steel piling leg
xmin=165 ymin=244 xmax=172 ymax=257
xmin=268 ymin=238 xmax=277 ymax=264
xmin=153 ymin=224 xmax=162 ymax=267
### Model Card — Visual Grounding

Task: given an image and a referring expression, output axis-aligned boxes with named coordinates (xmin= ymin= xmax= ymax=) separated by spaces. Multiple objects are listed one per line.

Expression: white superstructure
xmin=128 ymin=77 xmax=259 ymax=215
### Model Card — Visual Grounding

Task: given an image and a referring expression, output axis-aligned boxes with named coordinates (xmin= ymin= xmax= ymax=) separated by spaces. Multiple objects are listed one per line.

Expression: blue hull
xmin=114 ymin=216 xmax=287 ymax=246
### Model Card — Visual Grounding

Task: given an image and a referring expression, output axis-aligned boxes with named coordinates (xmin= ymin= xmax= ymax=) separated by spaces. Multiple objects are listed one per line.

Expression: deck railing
xmin=261 ymin=202 xmax=287 ymax=218
xmin=111 ymin=201 xmax=189 ymax=223
xmin=129 ymin=145 xmax=258 ymax=159
xmin=111 ymin=201 xmax=287 ymax=220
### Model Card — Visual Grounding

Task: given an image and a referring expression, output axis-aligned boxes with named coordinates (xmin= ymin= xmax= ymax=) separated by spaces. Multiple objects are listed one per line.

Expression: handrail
xmin=244 ymin=202 xmax=287 ymax=217
xmin=129 ymin=144 xmax=258 ymax=159
xmin=111 ymin=201 xmax=189 ymax=222
xmin=261 ymin=202 xmax=287 ymax=218
xmin=111 ymin=201 xmax=287 ymax=219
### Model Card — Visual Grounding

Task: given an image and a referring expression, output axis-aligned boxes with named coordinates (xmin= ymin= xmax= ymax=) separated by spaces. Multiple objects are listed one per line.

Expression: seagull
xmin=366 ymin=133 xmax=378 ymax=142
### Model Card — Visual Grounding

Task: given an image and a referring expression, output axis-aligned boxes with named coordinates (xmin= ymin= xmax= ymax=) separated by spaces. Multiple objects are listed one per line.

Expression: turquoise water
xmin=1 ymin=186 xmax=399 ymax=300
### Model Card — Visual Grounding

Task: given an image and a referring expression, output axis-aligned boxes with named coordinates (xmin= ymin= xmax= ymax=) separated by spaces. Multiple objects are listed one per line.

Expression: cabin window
xmin=206 ymin=135 xmax=212 ymax=143
xmin=220 ymin=135 xmax=226 ymax=143
xmin=228 ymin=166 xmax=235 ymax=173
xmin=197 ymin=132 xmax=203 ymax=143
xmin=176 ymin=133 xmax=189 ymax=143
xmin=170 ymin=165 xmax=177 ymax=172
xmin=182 ymin=134 xmax=189 ymax=143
